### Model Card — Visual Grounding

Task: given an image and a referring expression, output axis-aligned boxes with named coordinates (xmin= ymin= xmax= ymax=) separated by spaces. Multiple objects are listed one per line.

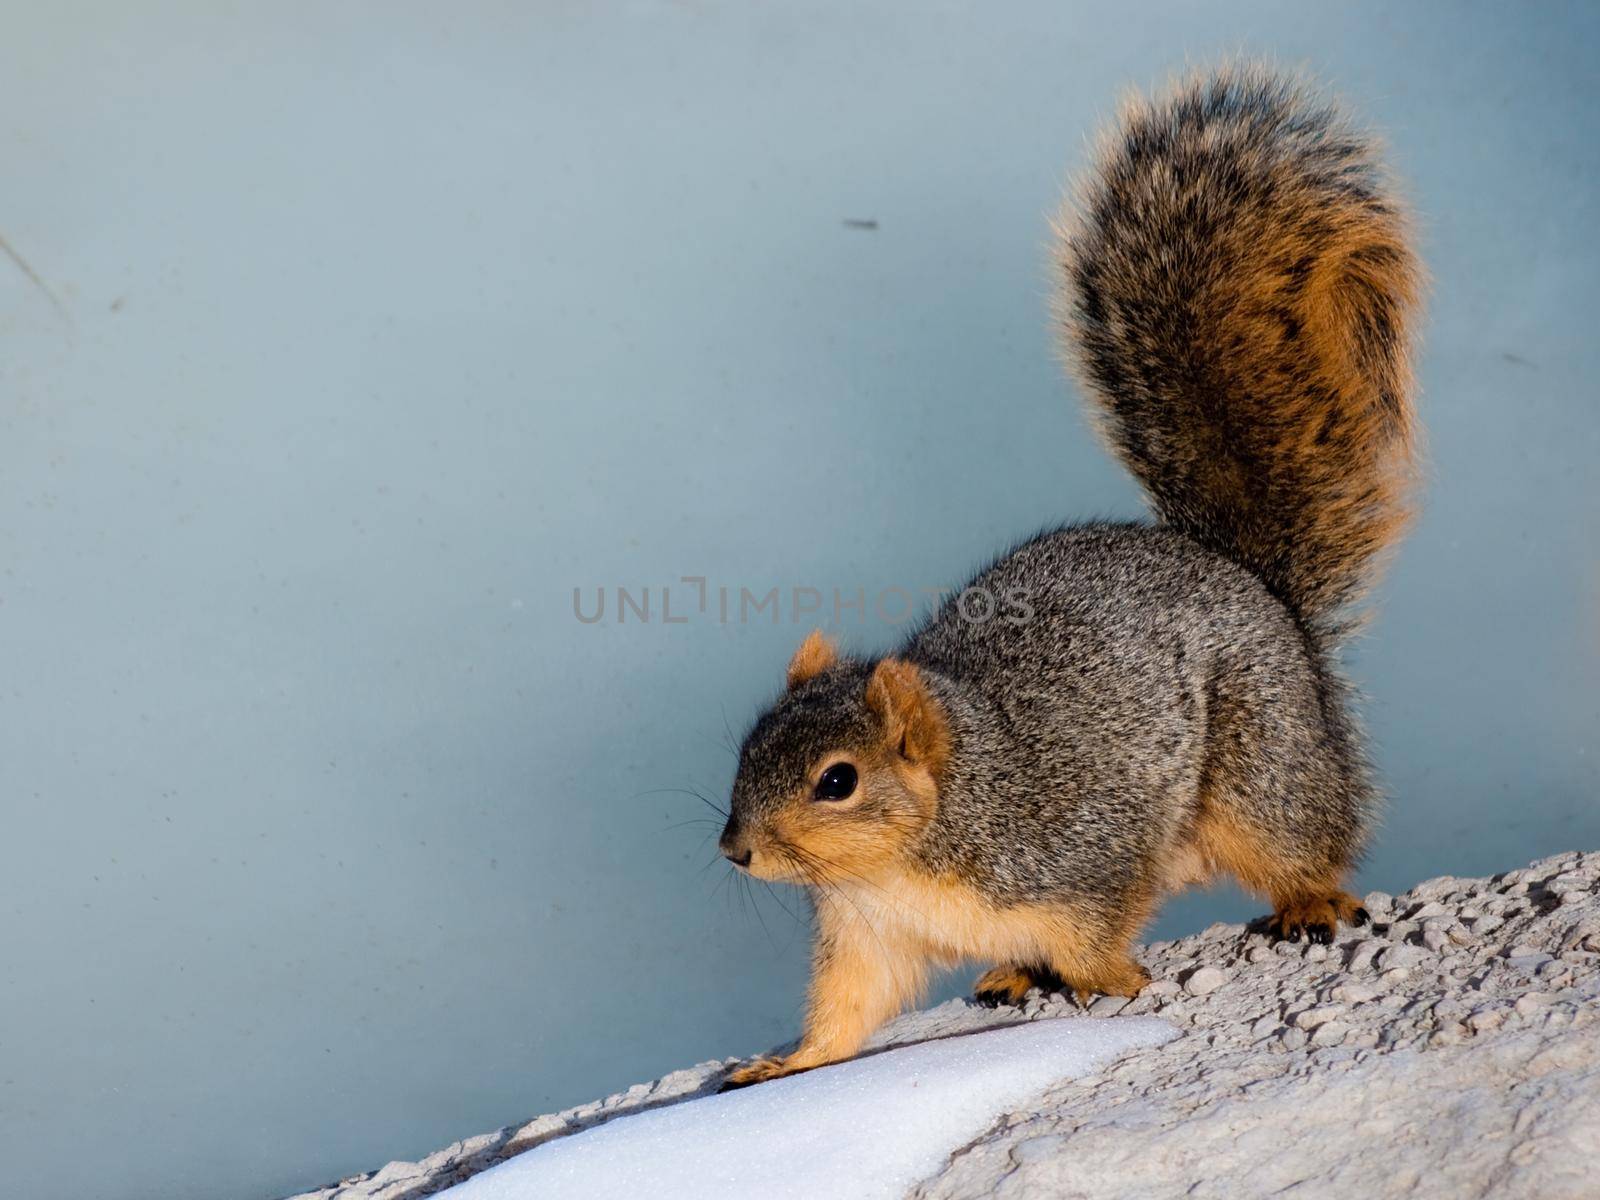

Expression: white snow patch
xmin=440 ymin=1017 xmax=1177 ymax=1200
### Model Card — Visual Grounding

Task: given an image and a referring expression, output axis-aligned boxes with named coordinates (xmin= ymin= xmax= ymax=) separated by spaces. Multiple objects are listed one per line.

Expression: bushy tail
xmin=1058 ymin=66 xmax=1422 ymax=635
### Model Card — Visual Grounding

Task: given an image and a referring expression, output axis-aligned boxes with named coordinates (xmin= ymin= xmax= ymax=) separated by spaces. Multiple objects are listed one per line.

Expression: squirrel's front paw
xmin=718 ymin=1056 xmax=797 ymax=1092
xmin=973 ymin=963 xmax=1065 ymax=1007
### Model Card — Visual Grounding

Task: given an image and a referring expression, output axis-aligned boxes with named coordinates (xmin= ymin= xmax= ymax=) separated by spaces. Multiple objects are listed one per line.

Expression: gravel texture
xmin=289 ymin=850 xmax=1600 ymax=1200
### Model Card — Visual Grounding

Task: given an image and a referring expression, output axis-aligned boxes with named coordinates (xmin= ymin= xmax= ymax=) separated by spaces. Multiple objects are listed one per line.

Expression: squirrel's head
xmin=719 ymin=631 xmax=951 ymax=884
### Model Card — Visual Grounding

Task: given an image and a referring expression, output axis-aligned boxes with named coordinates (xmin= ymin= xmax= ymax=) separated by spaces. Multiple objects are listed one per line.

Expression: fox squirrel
xmin=718 ymin=65 xmax=1421 ymax=1088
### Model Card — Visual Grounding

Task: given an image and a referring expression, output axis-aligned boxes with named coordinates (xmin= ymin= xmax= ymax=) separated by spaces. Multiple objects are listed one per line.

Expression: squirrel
xmin=717 ymin=64 xmax=1421 ymax=1089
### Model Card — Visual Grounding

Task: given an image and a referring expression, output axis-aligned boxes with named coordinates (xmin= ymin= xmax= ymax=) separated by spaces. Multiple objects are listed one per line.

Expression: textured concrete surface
xmin=292 ymin=850 xmax=1600 ymax=1199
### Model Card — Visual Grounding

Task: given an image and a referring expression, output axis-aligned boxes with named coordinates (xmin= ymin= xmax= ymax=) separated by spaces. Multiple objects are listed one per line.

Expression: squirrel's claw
xmin=972 ymin=964 xmax=1064 ymax=1008
xmin=1268 ymin=915 xmax=1332 ymax=944
xmin=1267 ymin=891 xmax=1369 ymax=945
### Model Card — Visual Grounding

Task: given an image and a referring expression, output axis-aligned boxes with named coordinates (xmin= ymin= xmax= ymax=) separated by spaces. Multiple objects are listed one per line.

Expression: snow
xmin=438 ymin=1017 xmax=1177 ymax=1200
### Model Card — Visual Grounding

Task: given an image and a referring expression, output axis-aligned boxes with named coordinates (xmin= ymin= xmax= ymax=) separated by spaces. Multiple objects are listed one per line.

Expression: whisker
xmin=758 ymin=879 xmax=807 ymax=954
xmin=634 ymin=786 xmax=729 ymax=819
xmin=787 ymin=842 xmax=926 ymax=920
xmin=661 ymin=818 xmax=723 ymax=833
xmin=758 ymin=877 xmax=804 ymax=928
xmin=779 ymin=843 xmax=892 ymax=959
xmin=742 ymin=873 xmax=779 ymax=951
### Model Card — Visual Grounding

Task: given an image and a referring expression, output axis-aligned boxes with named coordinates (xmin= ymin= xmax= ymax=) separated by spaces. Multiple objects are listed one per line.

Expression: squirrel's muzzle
xmin=719 ymin=819 xmax=753 ymax=869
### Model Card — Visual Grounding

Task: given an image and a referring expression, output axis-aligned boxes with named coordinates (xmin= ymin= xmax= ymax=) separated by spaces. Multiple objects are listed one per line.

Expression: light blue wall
xmin=1 ymin=4 xmax=1595 ymax=1198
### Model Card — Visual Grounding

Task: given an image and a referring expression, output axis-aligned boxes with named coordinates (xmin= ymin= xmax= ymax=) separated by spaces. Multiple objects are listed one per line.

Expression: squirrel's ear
xmin=786 ymin=630 xmax=838 ymax=690
xmin=865 ymin=658 xmax=951 ymax=778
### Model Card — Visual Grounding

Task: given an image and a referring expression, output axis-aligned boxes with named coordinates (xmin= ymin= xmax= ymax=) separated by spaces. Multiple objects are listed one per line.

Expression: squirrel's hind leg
xmin=1187 ymin=802 xmax=1371 ymax=944
xmin=1189 ymin=660 xmax=1375 ymax=946
xmin=1267 ymin=890 xmax=1370 ymax=945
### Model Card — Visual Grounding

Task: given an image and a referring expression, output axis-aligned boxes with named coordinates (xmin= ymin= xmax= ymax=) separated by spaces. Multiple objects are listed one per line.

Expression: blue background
xmin=1 ymin=4 xmax=1596 ymax=1198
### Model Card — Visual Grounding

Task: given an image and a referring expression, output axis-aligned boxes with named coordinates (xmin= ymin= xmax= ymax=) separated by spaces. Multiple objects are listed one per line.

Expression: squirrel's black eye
xmin=813 ymin=762 xmax=858 ymax=802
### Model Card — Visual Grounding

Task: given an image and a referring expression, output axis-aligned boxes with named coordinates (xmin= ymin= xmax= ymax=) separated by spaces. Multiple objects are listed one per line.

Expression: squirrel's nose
xmin=719 ymin=818 xmax=752 ymax=868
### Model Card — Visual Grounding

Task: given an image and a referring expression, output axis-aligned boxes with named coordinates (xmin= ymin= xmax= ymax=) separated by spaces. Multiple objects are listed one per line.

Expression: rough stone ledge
xmin=287 ymin=849 xmax=1600 ymax=1200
